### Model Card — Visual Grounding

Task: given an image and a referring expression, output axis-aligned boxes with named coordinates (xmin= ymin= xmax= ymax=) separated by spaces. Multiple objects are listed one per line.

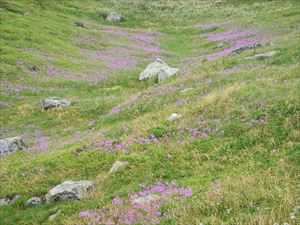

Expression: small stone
xmin=132 ymin=194 xmax=160 ymax=204
xmin=45 ymin=180 xmax=93 ymax=202
xmin=0 ymin=137 xmax=26 ymax=156
xmin=0 ymin=199 xmax=9 ymax=206
xmin=74 ymin=22 xmax=85 ymax=28
xmin=168 ymin=113 xmax=182 ymax=121
xmin=25 ymin=197 xmax=43 ymax=207
xmin=42 ymin=97 xmax=71 ymax=110
xmin=106 ymin=12 xmax=123 ymax=23
xmin=109 ymin=161 xmax=129 ymax=174
xmin=214 ymin=42 xmax=224 ymax=49
xmin=48 ymin=210 xmax=62 ymax=221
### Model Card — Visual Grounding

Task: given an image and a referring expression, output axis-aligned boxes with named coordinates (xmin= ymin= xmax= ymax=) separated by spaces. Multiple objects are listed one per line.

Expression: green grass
xmin=0 ymin=0 xmax=300 ymax=224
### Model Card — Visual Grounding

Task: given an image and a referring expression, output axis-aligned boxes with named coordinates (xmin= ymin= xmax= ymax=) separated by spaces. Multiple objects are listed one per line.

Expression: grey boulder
xmin=0 ymin=137 xmax=26 ymax=156
xmin=106 ymin=12 xmax=123 ymax=23
xmin=139 ymin=58 xmax=178 ymax=82
xmin=45 ymin=180 xmax=93 ymax=202
xmin=42 ymin=97 xmax=71 ymax=110
xmin=25 ymin=197 xmax=43 ymax=207
xmin=109 ymin=161 xmax=129 ymax=174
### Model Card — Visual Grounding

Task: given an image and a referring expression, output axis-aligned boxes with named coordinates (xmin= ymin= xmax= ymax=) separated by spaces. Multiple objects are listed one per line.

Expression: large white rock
xmin=109 ymin=161 xmax=129 ymax=174
xmin=42 ymin=97 xmax=70 ymax=110
xmin=139 ymin=58 xmax=178 ymax=82
xmin=0 ymin=137 xmax=26 ymax=156
xmin=45 ymin=180 xmax=93 ymax=202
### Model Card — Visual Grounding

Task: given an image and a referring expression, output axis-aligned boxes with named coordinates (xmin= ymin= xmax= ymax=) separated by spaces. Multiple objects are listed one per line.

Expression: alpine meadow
xmin=0 ymin=0 xmax=299 ymax=224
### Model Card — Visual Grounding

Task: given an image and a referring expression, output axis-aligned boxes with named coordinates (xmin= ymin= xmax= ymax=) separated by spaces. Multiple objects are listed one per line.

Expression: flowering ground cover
xmin=0 ymin=0 xmax=299 ymax=225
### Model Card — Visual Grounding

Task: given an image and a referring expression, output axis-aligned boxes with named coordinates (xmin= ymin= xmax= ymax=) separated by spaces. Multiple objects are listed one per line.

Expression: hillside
xmin=0 ymin=0 xmax=299 ymax=224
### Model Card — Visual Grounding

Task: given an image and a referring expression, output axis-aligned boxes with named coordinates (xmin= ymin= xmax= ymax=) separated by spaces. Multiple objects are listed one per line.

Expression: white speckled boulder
xmin=0 ymin=137 xmax=26 ymax=156
xmin=45 ymin=180 xmax=94 ymax=202
xmin=42 ymin=97 xmax=71 ymax=110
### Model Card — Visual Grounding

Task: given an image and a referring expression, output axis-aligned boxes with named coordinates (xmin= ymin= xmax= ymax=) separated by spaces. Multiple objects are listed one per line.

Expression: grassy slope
xmin=0 ymin=0 xmax=299 ymax=224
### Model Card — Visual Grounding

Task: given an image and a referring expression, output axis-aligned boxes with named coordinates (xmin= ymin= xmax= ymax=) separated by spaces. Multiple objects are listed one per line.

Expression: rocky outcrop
xmin=42 ymin=97 xmax=71 ymax=110
xmin=45 ymin=180 xmax=93 ymax=202
xmin=0 ymin=137 xmax=26 ymax=156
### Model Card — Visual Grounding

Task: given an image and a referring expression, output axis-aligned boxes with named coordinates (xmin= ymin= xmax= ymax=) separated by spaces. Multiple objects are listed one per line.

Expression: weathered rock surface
xmin=139 ymin=58 xmax=178 ymax=82
xmin=132 ymin=194 xmax=160 ymax=204
xmin=109 ymin=161 xmax=129 ymax=174
xmin=230 ymin=42 xmax=261 ymax=55
xmin=42 ymin=97 xmax=71 ymax=110
xmin=45 ymin=180 xmax=93 ymax=202
xmin=246 ymin=51 xmax=278 ymax=60
xmin=25 ymin=197 xmax=43 ymax=207
xmin=106 ymin=12 xmax=123 ymax=23
xmin=0 ymin=137 xmax=26 ymax=156
xmin=168 ymin=113 xmax=182 ymax=121
xmin=158 ymin=67 xmax=179 ymax=83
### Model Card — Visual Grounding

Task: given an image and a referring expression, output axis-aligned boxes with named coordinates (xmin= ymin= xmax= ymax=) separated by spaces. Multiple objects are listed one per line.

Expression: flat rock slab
xmin=42 ymin=97 xmax=71 ymax=110
xmin=0 ymin=137 xmax=26 ymax=156
xmin=45 ymin=180 xmax=93 ymax=202
xmin=246 ymin=51 xmax=278 ymax=60
xmin=139 ymin=58 xmax=178 ymax=82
